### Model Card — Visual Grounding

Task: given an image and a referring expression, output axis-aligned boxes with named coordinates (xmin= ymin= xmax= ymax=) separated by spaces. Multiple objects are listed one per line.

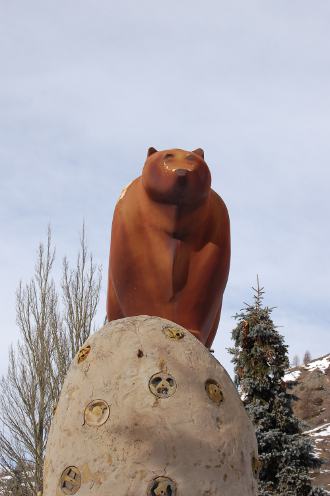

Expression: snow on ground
xmin=284 ymin=369 xmax=302 ymax=382
xmin=305 ymin=423 xmax=330 ymax=462
xmin=313 ymin=447 xmax=323 ymax=458
xmin=305 ymin=354 xmax=330 ymax=374
xmin=284 ymin=354 xmax=330 ymax=382
xmin=305 ymin=423 xmax=330 ymax=438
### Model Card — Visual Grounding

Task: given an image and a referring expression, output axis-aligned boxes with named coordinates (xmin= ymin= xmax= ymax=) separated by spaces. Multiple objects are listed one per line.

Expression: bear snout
xmin=174 ymin=168 xmax=189 ymax=176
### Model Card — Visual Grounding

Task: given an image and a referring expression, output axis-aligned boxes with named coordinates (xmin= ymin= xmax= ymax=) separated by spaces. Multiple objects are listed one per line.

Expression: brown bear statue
xmin=107 ymin=147 xmax=230 ymax=348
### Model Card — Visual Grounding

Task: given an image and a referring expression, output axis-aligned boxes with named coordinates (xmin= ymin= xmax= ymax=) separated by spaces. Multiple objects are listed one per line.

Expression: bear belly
xmin=108 ymin=225 xmax=222 ymax=344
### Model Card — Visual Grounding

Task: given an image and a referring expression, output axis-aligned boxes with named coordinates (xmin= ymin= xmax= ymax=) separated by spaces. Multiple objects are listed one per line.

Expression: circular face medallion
xmin=205 ymin=379 xmax=223 ymax=405
xmin=77 ymin=345 xmax=91 ymax=364
xmin=148 ymin=476 xmax=177 ymax=496
xmin=149 ymin=372 xmax=177 ymax=399
xmin=162 ymin=326 xmax=185 ymax=340
xmin=84 ymin=399 xmax=110 ymax=426
xmin=252 ymin=455 xmax=261 ymax=478
xmin=60 ymin=466 xmax=81 ymax=495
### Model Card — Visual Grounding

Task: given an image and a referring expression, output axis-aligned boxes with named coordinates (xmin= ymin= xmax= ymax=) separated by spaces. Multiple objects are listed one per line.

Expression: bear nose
xmin=175 ymin=168 xmax=189 ymax=176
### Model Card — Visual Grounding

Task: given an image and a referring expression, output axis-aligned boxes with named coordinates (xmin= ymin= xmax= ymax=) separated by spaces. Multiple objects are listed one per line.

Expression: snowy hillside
xmin=285 ymin=353 xmax=330 ymax=492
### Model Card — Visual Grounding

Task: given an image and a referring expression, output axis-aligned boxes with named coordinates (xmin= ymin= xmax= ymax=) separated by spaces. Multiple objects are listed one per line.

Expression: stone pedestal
xmin=44 ymin=316 xmax=258 ymax=496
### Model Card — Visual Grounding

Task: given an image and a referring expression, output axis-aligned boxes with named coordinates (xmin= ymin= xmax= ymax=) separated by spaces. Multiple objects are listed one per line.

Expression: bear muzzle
xmin=174 ymin=168 xmax=189 ymax=176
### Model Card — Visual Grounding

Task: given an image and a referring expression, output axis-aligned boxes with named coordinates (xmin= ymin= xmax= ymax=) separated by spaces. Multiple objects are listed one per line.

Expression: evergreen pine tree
xmin=229 ymin=279 xmax=325 ymax=496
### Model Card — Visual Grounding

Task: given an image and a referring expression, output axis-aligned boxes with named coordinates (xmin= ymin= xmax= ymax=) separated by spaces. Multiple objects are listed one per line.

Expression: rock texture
xmin=285 ymin=354 xmax=330 ymax=493
xmin=44 ymin=316 xmax=258 ymax=496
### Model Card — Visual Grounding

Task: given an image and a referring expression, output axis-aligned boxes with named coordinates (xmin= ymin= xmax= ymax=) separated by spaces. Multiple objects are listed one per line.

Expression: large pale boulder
xmin=44 ymin=316 xmax=258 ymax=496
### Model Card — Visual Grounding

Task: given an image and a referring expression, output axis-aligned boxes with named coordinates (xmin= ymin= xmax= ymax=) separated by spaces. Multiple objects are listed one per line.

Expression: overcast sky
xmin=0 ymin=1 xmax=329 ymax=376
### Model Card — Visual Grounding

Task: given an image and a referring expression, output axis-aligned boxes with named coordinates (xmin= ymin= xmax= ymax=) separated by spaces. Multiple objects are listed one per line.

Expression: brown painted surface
xmin=107 ymin=148 xmax=230 ymax=347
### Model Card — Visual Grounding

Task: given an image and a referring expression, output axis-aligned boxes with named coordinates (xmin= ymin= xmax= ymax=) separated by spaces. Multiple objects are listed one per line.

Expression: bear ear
xmin=192 ymin=148 xmax=204 ymax=159
xmin=147 ymin=147 xmax=158 ymax=157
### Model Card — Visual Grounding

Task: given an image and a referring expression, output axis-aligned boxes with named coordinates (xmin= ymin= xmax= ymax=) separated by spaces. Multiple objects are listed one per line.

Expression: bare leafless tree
xmin=303 ymin=350 xmax=312 ymax=366
xmin=52 ymin=225 xmax=101 ymax=388
xmin=0 ymin=230 xmax=59 ymax=495
xmin=292 ymin=355 xmax=300 ymax=367
xmin=0 ymin=460 xmax=31 ymax=496
xmin=61 ymin=224 xmax=101 ymax=362
xmin=0 ymin=227 xmax=101 ymax=496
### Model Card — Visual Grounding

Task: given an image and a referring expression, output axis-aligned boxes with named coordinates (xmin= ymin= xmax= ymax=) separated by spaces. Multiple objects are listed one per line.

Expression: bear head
xmin=141 ymin=147 xmax=211 ymax=207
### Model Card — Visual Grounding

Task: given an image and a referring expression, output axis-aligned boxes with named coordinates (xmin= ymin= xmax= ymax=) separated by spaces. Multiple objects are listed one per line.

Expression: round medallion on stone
xmin=149 ymin=372 xmax=177 ymax=399
xmin=162 ymin=326 xmax=185 ymax=340
xmin=84 ymin=399 xmax=110 ymax=426
xmin=205 ymin=379 xmax=223 ymax=405
xmin=59 ymin=466 xmax=81 ymax=495
xmin=148 ymin=476 xmax=177 ymax=496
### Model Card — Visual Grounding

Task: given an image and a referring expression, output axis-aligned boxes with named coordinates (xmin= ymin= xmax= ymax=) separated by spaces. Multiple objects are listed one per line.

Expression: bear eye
xmin=186 ymin=154 xmax=195 ymax=161
xmin=164 ymin=153 xmax=174 ymax=160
